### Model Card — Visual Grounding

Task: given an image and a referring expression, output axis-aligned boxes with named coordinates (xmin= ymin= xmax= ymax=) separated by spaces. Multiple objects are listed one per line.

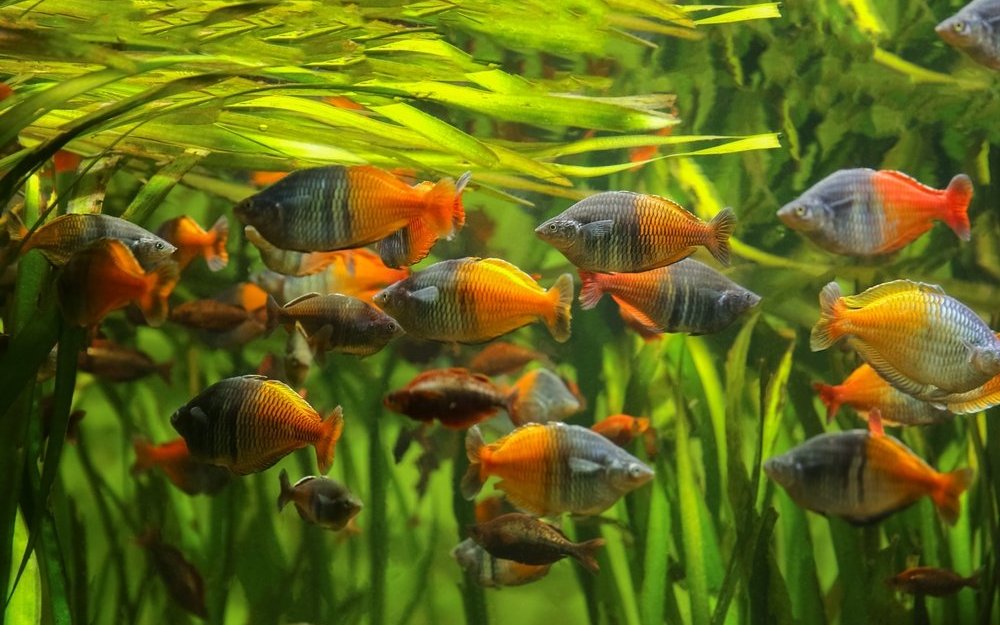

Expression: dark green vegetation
xmin=1 ymin=1 xmax=998 ymax=624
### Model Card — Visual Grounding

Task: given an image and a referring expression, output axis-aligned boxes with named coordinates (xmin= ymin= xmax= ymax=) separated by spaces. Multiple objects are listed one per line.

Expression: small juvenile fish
xmin=813 ymin=364 xmax=952 ymax=426
xmin=765 ymin=430 xmax=974 ymax=525
xmin=886 ymin=566 xmax=980 ymax=597
xmin=469 ymin=513 xmax=606 ymax=573
xmin=157 ymin=215 xmax=228 ymax=271
xmin=57 ymin=239 xmax=179 ymax=327
xmin=78 ymin=339 xmax=172 ymax=383
xmin=13 ymin=213 xmax=176 ymax=268
xmin=461 ymin=422 xmax=654 ymax=516
xmin=535 ymin=192 xmax=734 ymax=272
xmin=451 ymin=538 xmax=552 ymax=588
xmin=131 ymin=437 xmax=232 ymax=495
xmin=277 ymin=468 xmax=362 ymax=531
xmin=170 ymin=299 xmax=253 ymax=332
xmin=592 ymin=414 xmax=657 ymax=456
xmin=256 ymin=248 xmax=410 ymax=304
xmin=137 ymin=529 xmax=208 ymax=618
xmin=265 ymin=293 xmax=402 ymax=357
xmin=777 ymin=169 xmax=973 ymax=256
xmin=507 ymin=368 xmax=582 ymax=426
xmin=234 ymin=165 xmax=469 ymax=266
xmin=245 ymin=225 xmax=341 ymax=276
xmin=811 ymin=280 xmax=1000 ymax=399
xmin=939 ymin=372 xmax=1000 ymax=414
xmin=384 ymin=368 xmax=509 ymax=429
xmin=284 ymin=324 xmax=314 ymax=388
xmin=170 ymin=375 xmax=344 ymax=475
xmin=936 ymin=0 xmax=1000 ymax=70
xmin=373 ymin=257 xmax=573 ymax=344
xmin=578 ymin=259 xmax=760 ymax=336
xmin=467 ymin=342 xmax=549 ymax=376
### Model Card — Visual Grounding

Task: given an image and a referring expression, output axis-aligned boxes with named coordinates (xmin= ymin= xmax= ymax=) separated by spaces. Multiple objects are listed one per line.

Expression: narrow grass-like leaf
xmin=756 ymin=339 xmax=795 ymax=509
xmin=371 ymin=102 xmax=499 ymax=167
xmin=676 ymin=410 xmax=709 ymax=625
xmin=639 ymin=468 xmax=669 ymax=625
xmin=120 ymin=150 xmax=206 ymax=223
xmin=692 ymin=4 xmax=782 ymax=25
xmin=872 ymin=48 xmax=989 ymax=90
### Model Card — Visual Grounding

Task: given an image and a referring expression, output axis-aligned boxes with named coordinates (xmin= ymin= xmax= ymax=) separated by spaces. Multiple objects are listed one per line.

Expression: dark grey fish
xmin=937 ymin=0 xmax=1000 ymax=70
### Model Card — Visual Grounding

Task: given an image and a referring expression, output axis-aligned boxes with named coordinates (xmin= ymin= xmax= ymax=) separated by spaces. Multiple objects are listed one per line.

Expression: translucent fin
xmin=942 ymin=174 xmax=973 ymax=241
xmin=544 ymin=273 xmax=573 ymax=343
xmin=706 ymin=207 xmax=735 ymax=266
xmin=809 ymin=281 xmax=844 ymax=351
xmin=277 ymin=468 xmax=294 ymax=512
xmin=577 ymin=270 xmax=604 ymax=310
xmin=932 ymin=467 xmax=974 ymax=526
xmin=315 ymin=406 xmax=344 ymax=475
xmin=205 ymin=215 xmax=229 ymax=271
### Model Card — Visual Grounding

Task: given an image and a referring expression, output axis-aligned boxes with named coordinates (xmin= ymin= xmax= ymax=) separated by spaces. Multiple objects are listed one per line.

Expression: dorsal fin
xmin=477 ymin=258 xmax=541 ymax=290
xmin=285 ymin=292 xmax=322 ymax=307
xmin=841 ymin=280 xmax=944 ymax=308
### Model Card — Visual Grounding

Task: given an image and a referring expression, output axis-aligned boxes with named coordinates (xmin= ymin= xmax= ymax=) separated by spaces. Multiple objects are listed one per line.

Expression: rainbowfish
xmin=813 ymin=364 xmax=952 ymax=426
xmin=265 ymin=293 xmax=402 ymax=357
xmin=936 ymin=0 xmax=1000 ymax=70
xmin=277 ymin=469 xmax=362 ymax=531
xmin=244 ymin=225 xmax=341 ymax=277
xmin=13 ymin=213 xmax=175 ymax=268
xmin=451 ymin=538 xmax=552 ymax=588
xmin=131 ymin=437 xmax=232 ymax=495
xmin=811 ymin=280 xmax=1000 ymax=399
xmin=156 ymin=215 xmax=228 ymax=271
xmin=507 ymin=368 xmax=582 ymax=426
xmin=467 ymin=342 xmax=549 ymax=376
xmin=777 ymin=169 xmax=972 ymax=256
xmin=886 ymin=566 xmax=980 ymax=597
xmin=384 ymin=368 xmax=509 ymax=429
xmin=373 ymin=257 xmax=573 ymax=344
xmin=255 ymin=248 xmax=409 ymax=304
xmin=592 ymin=414 xmax=656 ymax=456
xmin=938 ymin=371 xmax=1000 ymax=414
xmin=78 ymin=339 xmax=172 ymax=383
xmin=461 ymin=422 xmax=654 ymax=516
xmin=578 ymin=259 xmax=760 ymax=336
xmin=170 ymin=375 xmax=343 ymax=475
xmin=234 ymin=165 xmax=470 ymax=267
xmin=136 ymin=530 xmax=207 ymax=618
xmin=535 ymin=192 xmax=734 ymax=272
xmin=765 ymin=429 xmax=973 ymax=525
xmin=469 ymin=513 xmax=605 ymax=573
xmin=170 ymin=299 xmax=254 ymax=332
xmin=57 ymin=239 xmax=179 ymax=327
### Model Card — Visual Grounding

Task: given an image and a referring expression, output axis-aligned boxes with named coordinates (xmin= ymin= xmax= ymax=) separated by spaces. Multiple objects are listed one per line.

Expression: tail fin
xmin=577 ymin=271 xmax=604 ymax=310
xmin=571 ymin=537 xmax=606 ymax=574
xmin=423 ymin=173 xmax=468 ymax=237
xmin=265 ymin=295 xmax=283 ymax=336
xmin=706 ymin=207 xmax=735 ymax=266
xmin=505 ymin=388 xmax=523 ymax=427
xmin=460 ymin=426 xmax=486 ymax=500
xmin=4 ymin=210 xmax=27 ymax=242
xmin=812 ymin=382 xmax=842 ymax=423
xmin=140 ymin=260 xmax=180 ymax=328
xmin=966 ymin=569 xmax=981 ymax=590
xmin=157 ymin=361 xmax=173 ymax=383
xmin=809 ymin=281 xmax=844 ymax=352
xmin=205 ymin=215 xmax=229 ymax=272
xmin=544 ymin=273 xmax=573 ymax=343
xmin=933 ymin=467 xmax=974 ymax=526
xmin=277 ymin=468 xmax=294 ymax=512
xmin=131 ymin=437 xmax=155 ymax=475
xmin=941 ymin=174 xmax=973 ymax=242
xmin=315 ymin=406 xmax=344 ymax=475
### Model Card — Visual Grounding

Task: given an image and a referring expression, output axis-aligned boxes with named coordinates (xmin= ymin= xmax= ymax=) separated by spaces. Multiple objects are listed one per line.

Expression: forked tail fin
xmin=809 ymin=281 xmax=845 ymax=351
xmin=932 ymin=467 xmax=974 ymax=526
xmin=140 ymin=260 xmax=180 ymax=327
xmin=571 ymin=537 xmax=607 ymax=574
xmin=422 ymin=173 xmax=469 ymax=237
xmin=812 ymin=382 xmax=843 ymax=423
xmin=544 ymin=273 xmax=574 ymax=343
xmin=706 ymin=207 xmax=735 ymax=266
xmin=315 ymin=406 xmax=344 ymax=474
xmin=205 ymin=215 xmax=230 ymax=271
xmin=460 ymin=426 xmax=486 ymax=500
xmin=942 ymin=174 xmax=973 ymax=242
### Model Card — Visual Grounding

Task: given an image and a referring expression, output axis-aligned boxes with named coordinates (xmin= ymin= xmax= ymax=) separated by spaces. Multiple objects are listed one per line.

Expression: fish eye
xmin=627 ymin=464 xmax=643 ymax=478
xmin=547 ymin=223 xmax=558 ymax=232
xmin=794 ymin=206 xmax=806 ymax=217
xmin=953 ymin=20 xmax=966 ymax=33
xmin=155 ymin=242 xmax=165 ymax=250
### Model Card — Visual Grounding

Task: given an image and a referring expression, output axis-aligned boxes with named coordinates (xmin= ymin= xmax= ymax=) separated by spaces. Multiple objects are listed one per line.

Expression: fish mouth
xmin=934 ymin=20 xmax=964 ymax=45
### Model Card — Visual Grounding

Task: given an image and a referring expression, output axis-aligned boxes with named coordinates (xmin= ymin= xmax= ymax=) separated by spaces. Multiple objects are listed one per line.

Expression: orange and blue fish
xmin=813 ymin=364 xmax=951 ymax=426
xmin=506 ymin=368 xmax=582 ymax=426
xmin=156 ymin=215 xmax=228 ymax=272
xmin=131 ymin=437 xmax=232 ymax=495
xmin=778 ymin=169 xmax=973 ymax=257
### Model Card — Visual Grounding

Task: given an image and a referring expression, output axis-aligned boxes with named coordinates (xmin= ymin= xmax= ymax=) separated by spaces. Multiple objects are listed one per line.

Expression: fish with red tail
xmin=265 ymin=292 xmax=402 ymax=357
xmin=461 ymin=422 xmax=654 ymax=516
xmin=373 ymin=257 xmax=573 ymax=344
xmin=277 ymin=468 xmax=363 ymax=531
xmin=813 ymin=364 xmax=952 ymax=426
xmin=886 ymin=566 xmax=980 ymax=597
xmin=169 ymin=375 xmax=343 ymax=475
xmin=156 ymin=215 xmax=228 ymax=271
xmin=578 ymin=258 xmax=760 ymax=336
xmin=451 ymin=538 xmax=552 ymax=588
xmin=384 ymin=368 xmax=509 ymax=429
xmin=10 ymin=213 xmax=175 ymax=268
xmin=136 ymin=529 xmax=208 ymax=618
xmin=469 ymin=512 xmax=606 ymax=573
xmin=778 ymin=169 xmax=973 ymax=257
xmin=78 ymin=339 xmax=172 ymax=383
xmin=592 ymin=414 xmax=657 ymax=456
xmin=507 ymin=368 xmax=582 ymax=426
xmin=57 ymin=239 xmax=179 ymax=327
xmin=765 ymin=429 xmax=974 ymax=525
xmin=535 ymin=192 xmax=734 ymax=272
xmin=131 ymin=437 xmax=232 ymax=495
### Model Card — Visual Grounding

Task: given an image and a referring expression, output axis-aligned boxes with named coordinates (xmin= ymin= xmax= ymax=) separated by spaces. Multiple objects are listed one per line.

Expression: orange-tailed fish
xmin=765 ymin=429 xmax=973 ymax=525
xmin=78 ymin=339 xmax=172 ymax=383
xmin=578 ymin=259 xmax=760 ymax=336
xmin=57 ymin=239 xmax=179 ymax=327
xmin=811 ymin=280 xmax=1000 ymax=399
xmin=467 ymin=342 xmax=549 ymax=376
xmin=469 ymin=513 xmax=605 ymax=573
xmin=234 ymin=165 xmax=470 ymax=267
xmin=277 ymin=468 xmax=362 ymax=531
xmin=373 ymin=257 xmax=573 ymax=344
xmin=451 ymin=538 xmax=552 ymax=588
xmin=384 ymin=368 xmax=509 ymax=429
xmin=13 ymin=213 xmax=175 ymax=268
xmin=131 ymin=437 xmax=231 ymax=495
xmin=256 ymin=248 xmax=409 ymax=304
xmin=778 ymin=169 xmax=972 ymax=257
xmin=592 ymin=414 xmax=656 ymax=456
xmin=936 ymin=1 xmax=1000 ymax=70
xmin=886 ymin=566 xmax=980 ymax=597
xmin=136 ymin=529 xmax=207 ymax=618
xmin=813 ymin=364 xmax=952 ymax=426
xmin=535 ymin=192 xmax=734 ymax=272
xmin=461 ymin=422 xmax=654 ymax=516
xmin=245 ymin=225 xmax=340 ymax=277
xmin=170 ymin=375 xmax=343 ymax=475
xmin=265 ymin=293 xmax=402 ymax=357
xmin=939 ymin=371 xmax=1000 ymax=414
xmin=507 ymin=368 xmax=582 ymax=426
xmin=156 ymin=215 xmax=228 ymax=272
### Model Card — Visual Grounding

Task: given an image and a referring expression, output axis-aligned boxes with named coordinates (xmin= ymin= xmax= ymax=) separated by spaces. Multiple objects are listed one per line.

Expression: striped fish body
xmin=813 ymin=364 xmax=952 ymax=426
xmin=22 ymin=213 xmax=176 ymax=268
xmin=941 ymin=373 xmax=1000 ymax=414
xmin=451 ymin=539 xmax=551 ymax=588
xmin=777 ymin=169 xmax=972 ymax=256
xmin=170 ymin=375 xmax=343 ymax=475
xmin=461 ymin=422 xmax=654 ymax=516
xmin=266 ymin=293 xmax=402 ymax=356
xmin=373 ymin=257 xmax=573 ymax=344
xmin=578 ymin=258 xmax=759 ymax=336
xmin=535 ymin=191 xmax=734 ymax=272
xmin=811 ymin=280 xmax=1000 ymax=399
xmin=383 ymin=368 xmax=508 ymax=429
xmin=764 ymin=430 xmax=972 ymax=525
